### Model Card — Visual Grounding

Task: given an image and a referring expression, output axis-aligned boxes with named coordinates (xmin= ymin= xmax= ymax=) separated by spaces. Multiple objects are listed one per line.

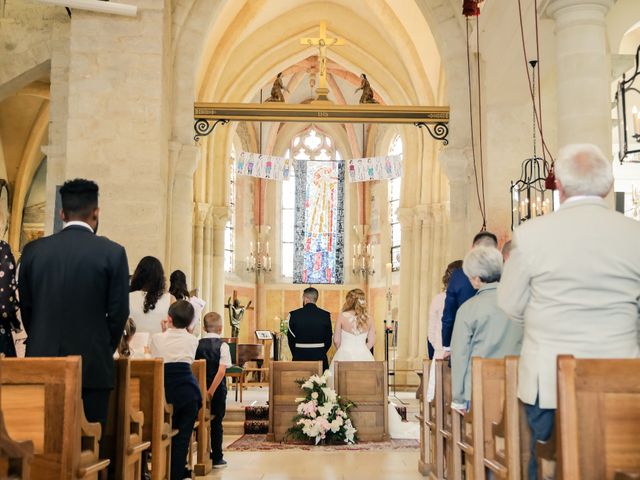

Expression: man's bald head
xmin=203 ymin=312 xmax=223 ymax=333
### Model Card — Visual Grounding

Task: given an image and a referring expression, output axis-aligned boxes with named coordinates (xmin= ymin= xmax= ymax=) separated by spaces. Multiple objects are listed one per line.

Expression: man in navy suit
xmin=441 ymin=231 xmax=498 ymax=357
xmin=19 ymin=179 xmax=130 ymax=427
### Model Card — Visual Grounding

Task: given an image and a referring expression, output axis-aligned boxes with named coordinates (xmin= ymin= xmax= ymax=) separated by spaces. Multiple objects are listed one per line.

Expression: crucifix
xmin=300 ymin=21 xmax=345 ymax=103
xmin=224 ymin=290 xmax=254 ymax=338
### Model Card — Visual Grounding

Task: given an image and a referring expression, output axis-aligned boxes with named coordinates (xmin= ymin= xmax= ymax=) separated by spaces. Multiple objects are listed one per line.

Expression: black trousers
xmin=210 ymin=387 xmax=227 ymax=463
xmin=82 ymin=388 xmax=112 ymax=429
xmin=170 ymin=399 xmax=199 ymax=480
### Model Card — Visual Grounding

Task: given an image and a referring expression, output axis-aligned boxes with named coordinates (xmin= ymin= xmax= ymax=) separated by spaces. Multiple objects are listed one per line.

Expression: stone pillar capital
xmin=397 ymin=207 xmax=415 ymax=227
xmin=194 ymin=202 xmax=210 ymax=227
xmin=210 ymin=206 xmax=230 ymax=228
xmin=545 ymin=0 xmax=613 ymax=25
xmin=415 ymin=203 xmax=447 ymax=224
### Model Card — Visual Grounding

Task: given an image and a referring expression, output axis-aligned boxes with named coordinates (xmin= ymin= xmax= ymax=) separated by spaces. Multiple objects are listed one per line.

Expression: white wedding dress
xmin=329 ymin=313 xmax=420 ymax=440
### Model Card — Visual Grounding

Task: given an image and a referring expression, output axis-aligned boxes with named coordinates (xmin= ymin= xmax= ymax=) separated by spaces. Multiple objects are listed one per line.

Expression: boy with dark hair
xmin=150 ymin=300 xmax=201 ymax=480
xmin=195 ymin=312 xmax=229 ymax=469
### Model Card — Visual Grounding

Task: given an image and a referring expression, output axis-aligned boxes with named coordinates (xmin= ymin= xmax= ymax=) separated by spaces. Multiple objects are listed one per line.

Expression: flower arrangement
xmin=286 ymin=371 xmax=358 ymax=445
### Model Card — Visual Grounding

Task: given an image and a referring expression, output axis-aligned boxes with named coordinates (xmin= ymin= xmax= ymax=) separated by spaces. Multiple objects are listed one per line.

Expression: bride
xmin=329 ymin=289 xmax=419 ymax=440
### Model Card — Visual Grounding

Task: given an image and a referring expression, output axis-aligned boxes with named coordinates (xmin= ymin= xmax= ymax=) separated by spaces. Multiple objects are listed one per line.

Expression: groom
xmin=287 ymin=287 xmax=333 ymax=371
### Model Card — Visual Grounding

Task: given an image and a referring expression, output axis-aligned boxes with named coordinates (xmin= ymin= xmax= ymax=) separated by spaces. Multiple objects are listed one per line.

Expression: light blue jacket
xmin=451 ymin=283 xmax=523 ymax=404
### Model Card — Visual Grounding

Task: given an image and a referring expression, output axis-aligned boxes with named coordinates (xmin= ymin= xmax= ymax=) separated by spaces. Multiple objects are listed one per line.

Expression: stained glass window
xmin=281 ymin=127 xmax=344 ymax=283
xmin=388 ymin=135 xmax=403 ymax=271
xmin=224 ymin=146 xmax=236 ymax=273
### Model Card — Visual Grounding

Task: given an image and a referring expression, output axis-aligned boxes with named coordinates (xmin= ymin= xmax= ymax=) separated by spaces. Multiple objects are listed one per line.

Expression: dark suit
xmin=287 ymin=303 xmax=332 ymax=371
xmin=441 ymin=268 xmax=476 ymax=348
xmin=19 ymin=224 xmax=130 ymax=425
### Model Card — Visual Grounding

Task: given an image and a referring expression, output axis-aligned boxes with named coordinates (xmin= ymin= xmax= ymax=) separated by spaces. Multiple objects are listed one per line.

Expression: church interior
xmin=1 ymin=0 xmax=640 ymax=479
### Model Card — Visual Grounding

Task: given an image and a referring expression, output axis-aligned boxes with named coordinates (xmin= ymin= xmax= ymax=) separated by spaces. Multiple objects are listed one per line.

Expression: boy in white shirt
xmin=150 ymin=300 xmax=201 ymax=480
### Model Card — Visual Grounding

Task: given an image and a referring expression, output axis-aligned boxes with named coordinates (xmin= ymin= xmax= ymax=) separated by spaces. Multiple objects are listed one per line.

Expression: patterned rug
xmin=227 ymin=434 xmax=419 ymax=451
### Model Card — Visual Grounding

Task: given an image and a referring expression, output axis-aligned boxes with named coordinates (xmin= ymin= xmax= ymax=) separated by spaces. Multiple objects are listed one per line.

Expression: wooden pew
xmin=426 ymin=360 xmax=445 ymax=479
xmin=440 ymin=361 xmax=459 ymax=478
xmin=191 ymin=359 xmax=212 ymax=476
xmin=130 ymin=359 xmax=177 ymax=480
xmin=557 ymin=356 xmax=640 ymax=480
xmin=103 ymin=359 xmax=151 ymax=480
xmin=0 ymin=356 xmax=110 ymax=479
xmin=0 ymin=358 xmax=34 ymax=479
xmin=418 ymin=359 xmax=445 ymax=478
xmin=417 ymin=359 xmax=429 ymax=476
xmin=267 ymin=361 xmax=322 ymax=442
xmin=484 ymin=356 xmax=527 ymax=479
xmin=334 ymin=361 xmax=389 ymax=442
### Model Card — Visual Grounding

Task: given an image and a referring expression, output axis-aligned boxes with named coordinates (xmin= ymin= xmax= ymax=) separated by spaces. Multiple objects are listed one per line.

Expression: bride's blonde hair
xmin=341 ymin=288 xmax=369 ymax=332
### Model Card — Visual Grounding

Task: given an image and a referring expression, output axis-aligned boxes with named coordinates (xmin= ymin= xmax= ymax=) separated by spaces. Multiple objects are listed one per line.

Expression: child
xmin=150 ymin=300 xmax=201 ymax=480
xmin=116 ymin=318 xmax=136 ymax=358
xmin=195 ymin=312 xmax=229 ymax=469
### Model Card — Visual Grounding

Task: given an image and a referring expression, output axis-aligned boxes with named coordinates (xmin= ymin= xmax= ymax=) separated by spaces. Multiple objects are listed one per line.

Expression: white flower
xmin=311 ymin=392 xmax=318 ymax=400
xmin=317 ymin=402 xmax=335 ymax=417
xmin=322 ymin=387 xmax=337 ymax=403
xmin=344 ymin=421 xmax=357 ymax=444
xmin=295 ymin=397 xmax=305 ymax=403
xmin=301 ymin=381 xmax=313 ymax=390
xmin=329 ymin=416 xmax=344 ymax=432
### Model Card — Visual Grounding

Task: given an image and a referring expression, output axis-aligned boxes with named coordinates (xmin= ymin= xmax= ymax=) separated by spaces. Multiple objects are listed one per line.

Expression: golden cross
xmin=300 ymin=21 xmax=345 ymax=102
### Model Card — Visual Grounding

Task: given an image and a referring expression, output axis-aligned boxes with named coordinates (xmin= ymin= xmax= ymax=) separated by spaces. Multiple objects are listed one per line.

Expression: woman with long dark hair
xmin=129 ymin=256 xmax=175 ymax=339
xmin=0 ymin=241 xmax=19 ymax=356
xmin=169 ymin=270 xmax=205 ymax=336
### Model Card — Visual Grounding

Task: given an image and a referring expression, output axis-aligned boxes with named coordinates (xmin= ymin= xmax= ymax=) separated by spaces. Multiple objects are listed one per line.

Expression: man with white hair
xmin=497 ymin=143 xmax=640 ymax=479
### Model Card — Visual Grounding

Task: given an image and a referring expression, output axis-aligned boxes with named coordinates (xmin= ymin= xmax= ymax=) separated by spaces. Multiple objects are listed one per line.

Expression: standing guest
xmin=130 ymin=256 xmax=175 ymax=339
xmin=0 ymin=241 xmax=19 ymax=356
xmin=501 ymin=240 xmax=513 ymax=262
xmin=450 ymin=247 xmax=523 ymax=410
xmin=441 ymin=232 xmax=498 ymax=358
xmin=19 ymin=179 xmax=130 ymax=426
xmin=497 ymin=143 xmax=640 ymax=480
xmin=427 ymin=260 xmax=462 ymax=360
xmin=150 ymin=300 xmax=201 ymax=480
xmin=169 ymin=269 xmax=205 ymax=336
xmin=195 ymin=312 xmax=229 ymax=469
xmin=287 ymin=287 xmax=333 ymax=371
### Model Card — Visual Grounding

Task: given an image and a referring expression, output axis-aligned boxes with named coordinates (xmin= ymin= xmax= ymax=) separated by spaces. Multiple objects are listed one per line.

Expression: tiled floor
xmin=197 ymin=435 xmax=425 ymax=480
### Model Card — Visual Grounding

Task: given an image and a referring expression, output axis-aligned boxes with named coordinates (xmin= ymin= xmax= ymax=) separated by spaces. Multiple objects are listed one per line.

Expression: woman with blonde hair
xmin=329 ymin=288 xmax=420 ymax=440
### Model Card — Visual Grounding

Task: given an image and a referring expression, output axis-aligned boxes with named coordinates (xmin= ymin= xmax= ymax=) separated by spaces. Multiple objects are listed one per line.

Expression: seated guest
xmin=195 ymin=312 xmax=229 ymax=469
xmin=130 ymin=256 xmax=175 ymax=339
xmin=150 ymin=300 xmax=201 ymax=480
xmin=450 ymin=246 xmax=523 ymax=410
xmin=0 ymin=239 xmax=19 ymax=357
xmin=115 ymin=318 xmax=136 ymax=358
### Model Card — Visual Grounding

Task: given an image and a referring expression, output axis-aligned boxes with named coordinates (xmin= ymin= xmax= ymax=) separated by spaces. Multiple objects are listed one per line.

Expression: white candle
xmin=266 ymin=242 xmax=269 ymax=254
xmin=633 ymin=106 xmax=639 ymax=135
xmin=250 ymin=241 xmax=253 ymax=253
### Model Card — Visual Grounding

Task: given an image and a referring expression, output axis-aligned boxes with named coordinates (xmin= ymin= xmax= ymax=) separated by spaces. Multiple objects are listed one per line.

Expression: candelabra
xmin=351 ymin=239 xmax=374 ymax=277
xmin=246 ymin=226 xmax=272 ymax=275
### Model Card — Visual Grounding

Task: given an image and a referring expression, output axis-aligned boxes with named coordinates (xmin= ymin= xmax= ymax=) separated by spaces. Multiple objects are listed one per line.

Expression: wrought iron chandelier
xmin=246 ymin=229 xmax=272 ymax=275
xmin=510 ymin=61 xmax=554 ymax=229
xmin=351 ymin=226 xmax=374 ymax=278
xmin=615 ymin=44 xmax=640 ymax=163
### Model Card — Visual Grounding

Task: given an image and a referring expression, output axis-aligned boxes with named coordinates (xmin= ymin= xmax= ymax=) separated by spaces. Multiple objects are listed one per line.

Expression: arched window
xmin=388 ymin=135 xmax=402 ymax=271
xmin=224 ymin=146 xmax=236 ymax=273
xmin=281 ymin=127 xmax=342 ymax=280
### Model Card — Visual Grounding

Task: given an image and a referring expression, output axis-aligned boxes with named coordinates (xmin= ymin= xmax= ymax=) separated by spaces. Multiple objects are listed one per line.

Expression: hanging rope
xmin=516 ymin=0 xmax=556 ymax=188
xmin=464 ymin=9 xmax=488 ymax=230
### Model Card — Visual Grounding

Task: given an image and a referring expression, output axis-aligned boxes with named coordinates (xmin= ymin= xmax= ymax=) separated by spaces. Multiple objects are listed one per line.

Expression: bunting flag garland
xmin=347 ymin=155 xmax=402 ymax=183
xmin=237 ymin=151 xmax=292 ymax=180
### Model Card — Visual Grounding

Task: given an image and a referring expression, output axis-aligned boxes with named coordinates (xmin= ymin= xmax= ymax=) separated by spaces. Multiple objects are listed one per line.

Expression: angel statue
xmin=265 ymin=72 xmax=288 ymax=102
xmin=226 ymin=296 xmax=252 ymax=338
xmin=355 ymin=73 xmax=378 ymax=104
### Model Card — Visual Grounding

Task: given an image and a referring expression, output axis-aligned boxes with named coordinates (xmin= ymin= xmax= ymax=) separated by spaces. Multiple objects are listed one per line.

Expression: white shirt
xmin=150 ymin=328 xmax=198 ymax=364
xmin=202 ymin=332 xmax=232 ymax=366
xmin=562 ymin=195 xmax=601 ymax=208
xmin=63 ymin=221 xmax=94 ymax=232
xmin=129 ymin=291 xmax=173 ymax=337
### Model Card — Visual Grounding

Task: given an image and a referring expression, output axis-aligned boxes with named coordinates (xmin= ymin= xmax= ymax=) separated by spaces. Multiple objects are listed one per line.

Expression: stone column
xmin=547 ymin=0 xmax=614 ymax=154
xmin=192 ymin=202 xmax=209 ymax=299
xmin=168 ymin=143 xmax=199 ymax=279
xmin=62 ymin=1 xmax=172 ymax=264
xmin=210 ymin=206 xmax=229 ymax=316
xmin=396 ymin=207 xmax=415 ymax=367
